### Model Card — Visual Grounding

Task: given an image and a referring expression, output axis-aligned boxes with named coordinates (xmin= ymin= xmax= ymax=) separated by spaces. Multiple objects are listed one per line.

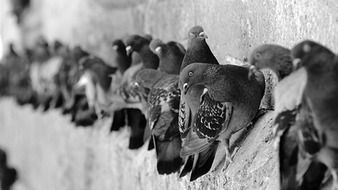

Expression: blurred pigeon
xmin=180 ymin=63 xmax=265 ymax=171
xmin=29 ymin=37 xmax=54 ymax=111
xmin=250 ymin=43 xmax=328 ymax=189
xmin=149 ymin=39 xmax=185 ymax=74
xmin=178 ymin=26 xmax=220 ymax=181
xmin=110 ymin=39 xmax=133 ymax=131
xmin=0 ymin=149 xmax=18 ymax=190
xmin=112 ymin=39 xmax=131 ymax=74
xmin=125 ymin=35 xmax=159 ymax=69
xmin=117 ymin=34 xmax=159 ymax=107
xmin=126 ymin=108 xmax=147 ymax=149
xmin=57 ymin=46 xmax=89 ymax=114
xmin=292 ymin=40 xmax=338 ymax=189
xmin=10 ymin=0 xmax=30 ymax=24
xmin=77 ymin=56 xmax=117 ymax=117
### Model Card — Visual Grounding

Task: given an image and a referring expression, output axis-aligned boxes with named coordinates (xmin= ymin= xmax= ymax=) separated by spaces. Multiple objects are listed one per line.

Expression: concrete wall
xmin=0 ymin=0 xmax=338 ymax=190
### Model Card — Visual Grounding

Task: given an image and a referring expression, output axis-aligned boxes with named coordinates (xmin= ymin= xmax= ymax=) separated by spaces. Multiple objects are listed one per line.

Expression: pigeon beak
xmin=248 ymin=65 xmax=256 ymax=79
xmin=199 ymin=32 xmax=208 ymax=39
xmin=155 ymin=46 xmax=162 ymax=54
xmin=183 ymin=83 xmax=189 ymax=94
xmin=292 ymin=58 xmax=301 ymax=69
xmin=126 ymin=46 xmax=133 ymax=56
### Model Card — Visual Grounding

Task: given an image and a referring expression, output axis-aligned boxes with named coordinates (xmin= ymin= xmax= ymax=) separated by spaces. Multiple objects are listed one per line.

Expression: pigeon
xmin=125 ymin=35 xmax=159 ymax=70
xmin=0 ymin=149 xmax=18 ymax=190
xmin=77 ymin=56 xmax=118 ymax=117
xmin=178 ymin=26 xmax=221 ymax=181
xmin=112 ymin=39 xmax=131 ymax=74
xmin=179 ymin=62 xmax=265 ymax=168
xmin=126 ymin=108 xmax=147 ymax=149
xmin=149 ymin=39 xmax=185 ymax=75
xmin=28 ymin=37 xmax=54 ymax=111
xmin=133 ymin=38 xmax=185 ymax=173
xmin=1 ymin=43 xmax=36 ymax=107
xmin=57 ymin=46 xmax=89 ymax=114
xmin=10 ymin=0 xmax=30 ymax=23
xmin=291 ymin=40 xmax=338 ymax=189
xmin=135 ymin=68 xmax=183 ymax=174
xmin=116 ymin=34 xmax=159 ymax=107
xmin=110 ymin=39 xmax=133 ymax=131
xmin=249 ymin=43 xmax=328 ymax=189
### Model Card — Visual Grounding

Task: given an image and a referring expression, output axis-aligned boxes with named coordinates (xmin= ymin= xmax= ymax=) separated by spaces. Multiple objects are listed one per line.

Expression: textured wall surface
xmin=0 ymin=0 xmax=338 ymax=190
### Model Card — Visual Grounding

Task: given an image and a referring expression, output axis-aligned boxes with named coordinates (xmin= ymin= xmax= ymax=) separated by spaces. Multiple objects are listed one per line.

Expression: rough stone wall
xmin=0 ymin=0 xmax=338 ymax=190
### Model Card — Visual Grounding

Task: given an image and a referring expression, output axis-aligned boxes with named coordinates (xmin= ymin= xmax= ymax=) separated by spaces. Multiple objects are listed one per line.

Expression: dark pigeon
xmin=57 ymin=46 xmax=89 ymax=114
xmin=179 ymin=63 xmax=265 ymax=170
xmin=292 ymin=40 xmax=338 ymax=189
xmin=250 ymin=43 xmax=328 ymax=189
xmin=112 ymin=39 xmax=131 ymax=74
xmin=149 ymin=39 xmax=185 ymax=75
xmin=0 ymin=149 xmax=18 ymax=190
xmin=77 ymin=56 xmax=117 ymax=117
xmin=178 ymin=26 xmax=221 ymax=181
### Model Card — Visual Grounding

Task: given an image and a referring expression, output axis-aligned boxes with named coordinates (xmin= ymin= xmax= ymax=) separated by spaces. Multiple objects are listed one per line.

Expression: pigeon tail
xmin=127 ymin=109 xmax=147 ymax=149
xmin=110 ymin=109 xmax=126 ymax=132
xmin=190 ymin=141 xmax=219 ymax=181
xmin=155 ymin=136 xmax=183 ymax=174
xmin=179 ymin=155 xmax=194 ymax=177
xmin=279 ymin=125 xmax=299 ymax=190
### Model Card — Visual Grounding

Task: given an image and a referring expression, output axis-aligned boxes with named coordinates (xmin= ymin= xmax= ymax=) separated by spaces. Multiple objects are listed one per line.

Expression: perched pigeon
xmin=68 ymin=94 xmax=97 ymax=127
xmin=126 ymin=108 xmax=147 ymax=149
xmin=180 ymin=62 xmax=265 ymax=168
xmin=149 ymin=39 xmax=185 ymax=75
xmin=249 ymin=43 xmax=328 ymax=189
xmin=58 ymin=46 xmax=89 ymax=114
xmin=178 ymin=26 xmax=222 ymax=181
xmin=117 ymin=34 xmax=159 ymax=107
xmin=110 ymin=39 xmax=132 ymax=132
xmin=112 ymin=39 xmax=131 ymax=74
xmin=292 ymin=40 xmax=338 ymax=189
xmin=135 ymin=67 xmax=183 ymax=174
xmin=108 ymin=35 xmax=158 ymax=149
xmin=0 ymin=149 xmax=18 ymax=190
xmin=10 ymin=0 xmax=30 ymax=23
xmin=77 ymin=56 xmax=117 ymax=117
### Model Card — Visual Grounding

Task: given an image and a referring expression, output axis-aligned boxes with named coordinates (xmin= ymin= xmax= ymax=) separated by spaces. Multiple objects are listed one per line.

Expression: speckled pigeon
xmin=178 ymin=25 xmax=222 ymax=181
xmin=179 ymin=62 xmax=265 ymax=171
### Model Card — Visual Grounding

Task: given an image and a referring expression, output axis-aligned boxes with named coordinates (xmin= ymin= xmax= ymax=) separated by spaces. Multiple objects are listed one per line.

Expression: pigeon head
xmin=149 ymin=39 xmax=166 ymax=55
xmin=188 ymin=25 xmax=208 ymax=40
xmin=249 ymin=44 xmax=292 ymax=79
xmin=112 ymin=39 xmax=126 ymax=53
xmin=53 ymin=40 xmax=69 ymax=56
xmin=143 ymin=34 xmax=153 ymax=41
xmin=179 ymin=62 xmax=211 ymax=94
xmin=78 ymin=56 xmax=93 ymax=71
xmin=71 ymin=46 xmax=89 ymax=62
xmin=0 ymin=149 xmax=7 ymax=166
xmin=125 ymin=35 xmax=150 ymax=56
xmin=291 ymin=40 xmax=334 ymax=69
xmin=53 ymin=40 xmax=63 ymax=51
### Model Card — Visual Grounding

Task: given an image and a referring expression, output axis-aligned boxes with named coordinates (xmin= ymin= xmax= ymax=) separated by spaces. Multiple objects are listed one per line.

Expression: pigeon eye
xmin=255 ymin=53 xmax=261 ymax=60
xmin=188 ymin=71 xmax=193 ymax=77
